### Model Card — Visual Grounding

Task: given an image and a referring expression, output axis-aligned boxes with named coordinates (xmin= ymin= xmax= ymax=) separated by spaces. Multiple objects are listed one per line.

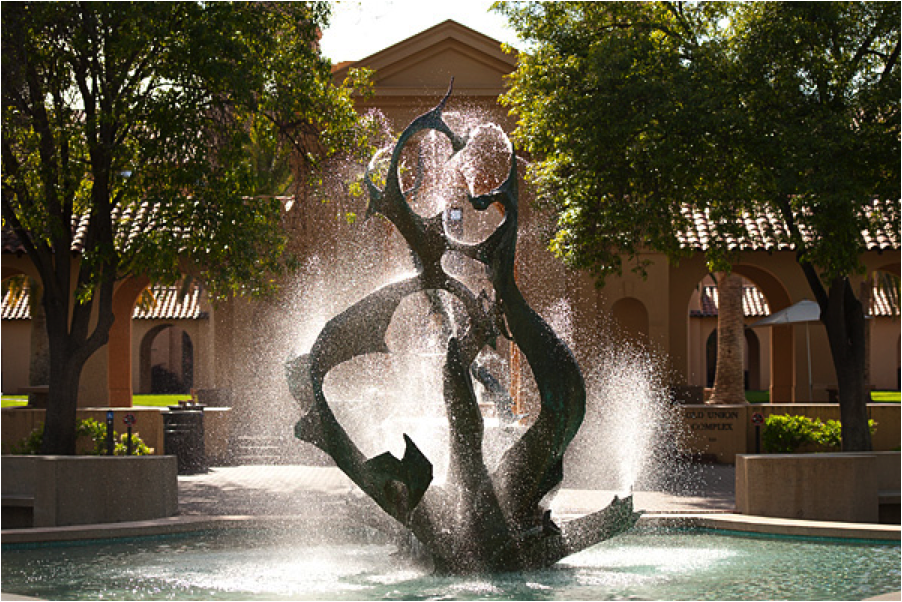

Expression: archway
xmin=139 ymin=324 xmax=195 ymax=394
xmin=688 ymin=267 xmax=789 ymax=401
xmin=107 ymin=276 xmax=149 ymax=406
xmin=730 ymin=265 xmax=793 ymax=402
xmin=705 ymin=328 xmax=763 ymax=391
xmin=611 ymin=297 xmax=649 ymax=340
xmin=1 ymin=269 xmax=42 ymax=397
xmin=866 ymin=264 xmax=901 ymax=392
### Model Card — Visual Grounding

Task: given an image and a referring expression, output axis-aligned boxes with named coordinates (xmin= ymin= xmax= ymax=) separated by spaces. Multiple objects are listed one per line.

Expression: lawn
xmin=871 ymin=390 xmax=902 ymax=403
xmin=3 ymin=390 xmax=899 ymax=409
xmin=2 ymin=393 xmax=189 ymax=408
xmin=745 ymin=390 xmax=900 ymax=403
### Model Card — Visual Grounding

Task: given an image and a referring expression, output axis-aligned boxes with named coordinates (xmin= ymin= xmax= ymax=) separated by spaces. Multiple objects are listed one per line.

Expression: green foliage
xmin=497 ymin=1 xmax=900 ymax=283
xmin=2 ymin=0 xmax=374 ymax=312
xmin=9 ymin=425 xmax=44 ymax=455
xmin=2 ymin=2 xmax=374 ymax=454
xmin=497 ymin=0 xmax=897 ymax=451
xmin=11 ymin=419 xmax=151 ymax=456
xmin=761 ymin=414 xmax=877 ymax=453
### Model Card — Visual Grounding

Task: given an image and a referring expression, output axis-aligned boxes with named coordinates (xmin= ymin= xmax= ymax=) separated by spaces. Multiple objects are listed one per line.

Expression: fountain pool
xmin=2 ymin=526 xmax=898 ymax=601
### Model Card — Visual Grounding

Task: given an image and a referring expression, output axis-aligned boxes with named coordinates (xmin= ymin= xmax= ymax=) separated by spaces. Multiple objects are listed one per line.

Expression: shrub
xmin=762 ymin=414 xmax=877 ymax=453
xmin=11 ymin=419 xmax=150 ymax=456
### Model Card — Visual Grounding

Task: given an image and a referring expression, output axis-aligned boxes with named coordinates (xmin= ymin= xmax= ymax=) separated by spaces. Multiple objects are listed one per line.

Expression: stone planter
xmin=2 ymin=455 xmax=177 ymax=528
xmin=735 ymin=452 xmax=900 ymax=524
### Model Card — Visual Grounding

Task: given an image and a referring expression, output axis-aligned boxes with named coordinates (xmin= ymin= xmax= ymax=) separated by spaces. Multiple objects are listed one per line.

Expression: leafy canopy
xmin=2 ymin=2 xmax=373 ymax=299
xmin=497 ymin=1 xmax=899 ymax=283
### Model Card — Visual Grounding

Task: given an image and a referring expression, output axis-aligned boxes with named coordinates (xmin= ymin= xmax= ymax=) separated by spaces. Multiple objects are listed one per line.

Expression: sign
xmin=751 ymin=412 xmax=765 ymax=426
xmin=123 ymin=413 xmax=136 ymax=426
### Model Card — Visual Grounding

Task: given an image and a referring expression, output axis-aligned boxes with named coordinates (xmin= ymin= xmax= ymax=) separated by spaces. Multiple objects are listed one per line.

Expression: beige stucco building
xmin=2 ymin=21 xmax=899 ymax=434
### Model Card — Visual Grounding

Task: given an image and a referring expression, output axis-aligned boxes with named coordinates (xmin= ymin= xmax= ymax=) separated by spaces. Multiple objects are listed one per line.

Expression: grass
xmin=1 ymin=395 xmax=28 ymax=408
xmin=131 ymin=394 xmax=187 ymax=407
xmin=745 ymin=390 xmax=770 ymax=404
xmin=871 ymin=390 xmax=901 ymax=403
xmin=4 ymin=390 xmax=899 ymax=408
xmin=744 ymin=390 xmax=900 ymax=403
xmin=2 ymin=393 xmax=191 ymax=408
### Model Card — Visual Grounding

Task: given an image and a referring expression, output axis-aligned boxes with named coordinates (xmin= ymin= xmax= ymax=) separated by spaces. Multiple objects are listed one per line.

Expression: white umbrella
xmin=750 ymin=299 xmax=822 ymax=400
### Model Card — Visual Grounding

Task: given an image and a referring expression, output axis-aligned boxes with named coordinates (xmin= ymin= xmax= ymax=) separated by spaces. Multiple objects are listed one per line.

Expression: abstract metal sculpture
xmin=287 ymin=83 xmax=639 ymax=573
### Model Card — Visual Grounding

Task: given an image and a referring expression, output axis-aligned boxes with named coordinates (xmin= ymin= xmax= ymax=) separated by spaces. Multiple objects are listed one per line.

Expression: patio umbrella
xmin=750 ymin=299 xmax=822 ymax=400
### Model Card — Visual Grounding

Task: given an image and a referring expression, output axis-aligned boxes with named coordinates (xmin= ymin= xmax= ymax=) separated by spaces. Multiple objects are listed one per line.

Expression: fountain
xmin=284 ymin=82 xmax=639 ymax=573
xmin=3 ymin=85 xmax=899 ymax=602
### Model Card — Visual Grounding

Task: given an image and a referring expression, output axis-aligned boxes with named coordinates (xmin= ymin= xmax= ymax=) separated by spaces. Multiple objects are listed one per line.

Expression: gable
xmin=332 ymin=20 xmax=517 ymax=97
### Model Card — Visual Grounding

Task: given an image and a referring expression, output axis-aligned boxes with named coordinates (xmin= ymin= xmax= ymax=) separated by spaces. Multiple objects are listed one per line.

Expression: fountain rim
xmin=3 ymin=511 xmax=898 ymax=547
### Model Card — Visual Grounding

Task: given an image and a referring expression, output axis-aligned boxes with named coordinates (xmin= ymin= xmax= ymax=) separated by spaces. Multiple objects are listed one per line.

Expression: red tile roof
xmin=693 ymin=285 xmax=772 ymax=318
xmin=692 ymin=283 xmax=899 ymax=318
xmin=1 ymin=288 xmax=31 ymax=320
xmin=676 ymin=200 xmax=898 ymax=252
xmin=2 ymin=284 xmax=207 ymax=321
xmin=3 ymin=197 xmax=296 ymax=256
xmin=132 ymin=284 xmax=207 ymax=320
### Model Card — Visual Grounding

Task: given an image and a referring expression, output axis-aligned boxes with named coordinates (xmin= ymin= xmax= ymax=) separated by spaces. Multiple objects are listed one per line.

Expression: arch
xmin=139 ymin=323 xmax=195 ymax=394
xmin=871 ymin=260 xmax=901 ymax=277
xmin=705 ymin=330 xmax=717 ymax=387
xmin=611 ymin=297 xmax=649 ymax=340
xmin=730 ymin=264 xmax=793 ymax=402
xmin=2 ymin=270 xmax=36 ymax=396
xmin=704 ymin=327 xmax=763 ymax=392
xmin=107 ymin=276 xmax=149 ymax=406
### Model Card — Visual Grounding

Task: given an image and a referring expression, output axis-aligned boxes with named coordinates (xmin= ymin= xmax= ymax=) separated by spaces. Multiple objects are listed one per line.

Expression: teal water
xmin=3 ymin=528 xmax=899 ymax=601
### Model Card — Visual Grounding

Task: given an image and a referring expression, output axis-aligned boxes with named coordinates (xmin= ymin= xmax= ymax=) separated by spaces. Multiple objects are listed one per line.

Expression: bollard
xmin=124 ymin=413 xmax=136 ymax=455
xmin=751 ymin=412 xmax=764 ymax=454
xmin=106 ymin=410 xmax=115 ymax=455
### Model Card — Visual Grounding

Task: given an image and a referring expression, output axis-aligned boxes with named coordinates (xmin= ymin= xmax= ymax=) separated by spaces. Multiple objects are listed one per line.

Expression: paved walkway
xmin=177 ymin=462 xmax=737 ymax=518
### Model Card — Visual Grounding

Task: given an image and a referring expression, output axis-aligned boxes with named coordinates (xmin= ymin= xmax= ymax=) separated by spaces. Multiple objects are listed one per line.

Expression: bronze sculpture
xmin=287 ymin=83 xmax=639 ymax=573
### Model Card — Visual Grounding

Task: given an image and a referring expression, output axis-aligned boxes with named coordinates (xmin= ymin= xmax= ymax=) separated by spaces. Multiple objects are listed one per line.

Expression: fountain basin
xmin=2 ymin=523 xmax=898 ymax=601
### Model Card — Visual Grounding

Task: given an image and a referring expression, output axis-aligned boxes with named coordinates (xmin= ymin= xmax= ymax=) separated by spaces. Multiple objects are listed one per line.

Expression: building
xmin=2 ymin=21 xmax=899 ymax=426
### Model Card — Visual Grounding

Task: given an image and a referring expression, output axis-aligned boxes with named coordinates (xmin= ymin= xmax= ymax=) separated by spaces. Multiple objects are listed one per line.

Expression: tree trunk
xmin=709 ymin=273 xmax=746 ymax=404
xmin=821 ymin=277 xmax=872 ymax=451
xmin=35 ymin=258 xmax=116 ymax=454
xmin=39 ymin=351 xmax=83 ymax=455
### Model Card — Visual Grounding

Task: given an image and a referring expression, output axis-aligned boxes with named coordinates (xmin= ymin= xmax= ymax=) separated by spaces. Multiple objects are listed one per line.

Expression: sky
xmin=318 ymin=0 xmax=521 ymax=63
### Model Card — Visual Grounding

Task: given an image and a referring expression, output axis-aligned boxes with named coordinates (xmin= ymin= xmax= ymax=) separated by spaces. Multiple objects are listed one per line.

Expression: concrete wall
xmin=1 ymin=408 xmax=165 ymax=456
xmin=679 ymin=403 xmax=900 ymax=464
xmin=735 ymin=452 xmax=900 ymax=523
xmin=1 ymin=406 xmax=231 ymax=465
xmin=2 ymin=455 xmax=177 ymax=527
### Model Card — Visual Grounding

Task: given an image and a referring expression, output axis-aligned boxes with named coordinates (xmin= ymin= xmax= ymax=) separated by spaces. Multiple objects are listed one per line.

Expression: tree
xmin=710 ymin=273 xmax=746 ymax=405
xmin=2 ymin=2 xmax=371 ymax=454
xmin=498 ymin=1 xmax=899 ymax=450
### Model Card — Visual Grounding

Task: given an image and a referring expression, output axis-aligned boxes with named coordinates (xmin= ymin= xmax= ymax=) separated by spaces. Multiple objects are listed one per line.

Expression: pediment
xmin=332 ymin=20 xmax=517 ymax=97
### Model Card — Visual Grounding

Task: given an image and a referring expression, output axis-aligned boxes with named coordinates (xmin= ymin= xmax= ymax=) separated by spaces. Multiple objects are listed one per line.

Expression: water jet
xmin=284 ymin=83 xmax=640 ymax=573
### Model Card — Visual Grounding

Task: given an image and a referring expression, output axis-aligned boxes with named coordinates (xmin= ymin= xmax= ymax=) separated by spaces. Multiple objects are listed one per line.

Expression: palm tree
xmin=709 ymin=272 xmax=747 ymax=404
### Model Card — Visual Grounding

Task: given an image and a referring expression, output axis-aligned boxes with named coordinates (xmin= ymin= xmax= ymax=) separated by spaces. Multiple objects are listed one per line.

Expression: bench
xmin=2 ymin=494 xmax=36 ymax=529
xmin=2 ymin=494 xmax=35 ymax=507
xmin=878 ymin=490 xmax=901 ymax=524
